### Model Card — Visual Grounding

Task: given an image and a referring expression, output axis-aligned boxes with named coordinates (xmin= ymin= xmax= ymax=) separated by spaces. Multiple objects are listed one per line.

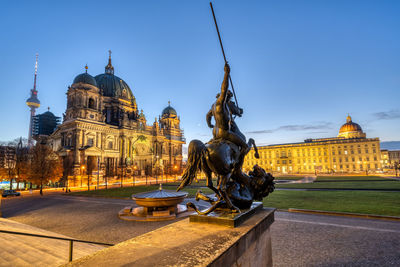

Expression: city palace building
xmin=244 ymin=115 xmax=382 ymax=174
xmin=49 ymin=52 xmax=185 ymax=184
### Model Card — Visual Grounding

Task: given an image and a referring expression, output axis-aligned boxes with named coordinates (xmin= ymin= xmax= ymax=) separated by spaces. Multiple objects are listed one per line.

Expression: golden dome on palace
xmin=338 ymin=115 xmax=366 ymax=138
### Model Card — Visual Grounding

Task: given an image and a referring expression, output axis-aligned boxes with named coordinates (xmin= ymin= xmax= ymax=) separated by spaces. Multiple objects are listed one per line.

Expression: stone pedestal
xmin=67 ymin=208 xmax=275 ymax=267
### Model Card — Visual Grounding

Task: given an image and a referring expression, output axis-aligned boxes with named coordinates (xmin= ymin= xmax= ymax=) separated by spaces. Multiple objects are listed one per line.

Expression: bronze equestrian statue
xmin=177 ymin=63 xmax=274 ymax=214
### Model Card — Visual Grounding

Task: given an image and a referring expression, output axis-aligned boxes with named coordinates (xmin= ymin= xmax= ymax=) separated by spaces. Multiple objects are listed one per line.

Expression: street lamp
xmin=133 ymin=165 xmax=137 ymax=186
xmin=173 ymin=165 xmax=178 ymax=181
xmin=81 ymin=165 xmax=85 ymax=188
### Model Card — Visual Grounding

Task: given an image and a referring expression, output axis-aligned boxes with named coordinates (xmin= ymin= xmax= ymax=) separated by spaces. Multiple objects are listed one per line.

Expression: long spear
xmin=209 ymin=2 xmax=239 ymax=109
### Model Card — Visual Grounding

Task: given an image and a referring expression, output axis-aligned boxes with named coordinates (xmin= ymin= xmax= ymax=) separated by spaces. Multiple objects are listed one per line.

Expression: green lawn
xmin=276 ymin=180 xmax=400 ymax=190
xmin=263 ymin=190 xmax=400 ymax=216
xmin=316 ymin=176 xmax=388 ymax=181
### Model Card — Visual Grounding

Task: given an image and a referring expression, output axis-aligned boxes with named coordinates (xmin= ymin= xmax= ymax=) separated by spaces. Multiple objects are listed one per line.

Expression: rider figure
xmin=206 ymin=63 xmax=259 ymax=160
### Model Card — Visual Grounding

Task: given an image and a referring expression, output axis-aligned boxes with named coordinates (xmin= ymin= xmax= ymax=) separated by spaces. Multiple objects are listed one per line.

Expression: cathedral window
xmin=88 ymin=98 xmax=95 ymax=109
xmin=108 ymin=141 xmax=113 ymax=149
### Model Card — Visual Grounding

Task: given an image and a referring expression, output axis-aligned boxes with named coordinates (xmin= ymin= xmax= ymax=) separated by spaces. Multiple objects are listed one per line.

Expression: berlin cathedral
xmin=49 ymin=52 xmax=185 ymax=183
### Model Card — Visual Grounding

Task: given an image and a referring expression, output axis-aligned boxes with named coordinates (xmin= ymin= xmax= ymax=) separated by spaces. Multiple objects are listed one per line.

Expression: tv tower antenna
xmin=26 ymin=53 xmax=41 ymax=147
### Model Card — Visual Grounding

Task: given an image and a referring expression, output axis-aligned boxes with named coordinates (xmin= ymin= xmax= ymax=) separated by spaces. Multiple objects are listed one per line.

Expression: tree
xmin=15 ymin=138 xmax=30 ymax=190
xmin=29 ymin=143 xmax=63 ymax=195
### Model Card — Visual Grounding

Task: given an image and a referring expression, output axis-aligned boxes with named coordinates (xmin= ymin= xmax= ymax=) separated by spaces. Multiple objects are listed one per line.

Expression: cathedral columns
xmin=73 ymin=129 xmax=82 ymax=175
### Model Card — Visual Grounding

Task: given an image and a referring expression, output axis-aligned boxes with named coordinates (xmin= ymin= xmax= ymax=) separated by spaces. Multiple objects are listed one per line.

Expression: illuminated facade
xmin=244 ymin=115 xmax=382 ymax=174
xmin=49 ymin=52 xmax=185 ymax=184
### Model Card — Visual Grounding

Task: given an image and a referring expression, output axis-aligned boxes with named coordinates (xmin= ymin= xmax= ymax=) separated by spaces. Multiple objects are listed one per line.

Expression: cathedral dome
xmin=73 ymin=72 xmax=97 ymax=87
xmin=94 ymin=52 xmax=136 ymax=105
xmin=95 ymin=73 xmax=135 ymax=102
xmin=162 ymin=102 xmax=177 ymax=118
xmin=338 ymin=115 xmax=365 ymax=138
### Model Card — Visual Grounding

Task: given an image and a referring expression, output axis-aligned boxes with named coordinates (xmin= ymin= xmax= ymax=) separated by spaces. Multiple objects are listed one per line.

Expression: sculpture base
xmin=189 ymin=202 xmax=263 ymax=227
xmin=68 ymin=208 xmax=276 ymax=267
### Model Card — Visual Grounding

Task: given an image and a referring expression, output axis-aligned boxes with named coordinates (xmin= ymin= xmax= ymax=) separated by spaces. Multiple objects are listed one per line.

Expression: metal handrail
xmin=0 ymin=229 xmax=113 ymax=262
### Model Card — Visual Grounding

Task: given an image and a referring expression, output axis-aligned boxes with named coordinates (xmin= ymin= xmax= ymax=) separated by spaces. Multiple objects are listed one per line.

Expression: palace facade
xmin=244 ymin=115 xmax=382 ymax=174
xmin=49 ymin=53 xmax=185 ymax=184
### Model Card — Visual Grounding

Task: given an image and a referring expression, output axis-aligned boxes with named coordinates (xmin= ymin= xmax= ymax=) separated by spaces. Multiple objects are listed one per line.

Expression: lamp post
xmin=173 ymin=165 xmax=178 ymax=181
xmin=156 ymin=155 xmax=159 ymax=184
xmin=133 ymin=165 xmax=137 ymax=186
xmin=97 ymin=157 xmax=100 ymax=190
xmin=81 ymin=165 xmax=85 ymax=188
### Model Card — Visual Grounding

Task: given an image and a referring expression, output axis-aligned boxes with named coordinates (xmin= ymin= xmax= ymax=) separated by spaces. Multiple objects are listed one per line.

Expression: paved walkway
xmin=0 ymin=218 xmax=106 ymax=267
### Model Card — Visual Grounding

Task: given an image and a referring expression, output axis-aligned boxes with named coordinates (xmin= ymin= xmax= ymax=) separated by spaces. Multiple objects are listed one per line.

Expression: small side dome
xmin=162 ymin=101 xmax=177 ymax=118
xmin=73 ymin=72 xmax=97 ymax=87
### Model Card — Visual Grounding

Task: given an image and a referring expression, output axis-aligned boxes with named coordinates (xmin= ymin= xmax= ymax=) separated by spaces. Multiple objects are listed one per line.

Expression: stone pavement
xmin=0 ymin=218 xmax=106 ymax=267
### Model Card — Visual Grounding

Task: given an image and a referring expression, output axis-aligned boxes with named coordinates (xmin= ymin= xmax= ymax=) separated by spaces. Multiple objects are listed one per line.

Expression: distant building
xmin=388 ymin=150 xmax=400 ymax=166
xmin=32 ymin=110 xmax=61 ymax=136
xmin=381 ymin=150 xmax=390 ymax=168
xmin=0 ymin=146 xmax=15 ymax=171
xmin=244 ymin=115 xmax=382 ymax=174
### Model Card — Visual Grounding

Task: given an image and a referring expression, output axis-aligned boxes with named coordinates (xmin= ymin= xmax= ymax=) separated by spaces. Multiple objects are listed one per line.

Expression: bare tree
xmin=29 ymin=143 xmax=63 ymax=195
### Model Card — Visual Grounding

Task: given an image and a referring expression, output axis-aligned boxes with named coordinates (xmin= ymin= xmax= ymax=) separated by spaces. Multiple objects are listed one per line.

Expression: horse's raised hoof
xmin=195 ymin=190 xmax=203 ymax=201
xmin=254 ymin=151 xmax=260 ymax=159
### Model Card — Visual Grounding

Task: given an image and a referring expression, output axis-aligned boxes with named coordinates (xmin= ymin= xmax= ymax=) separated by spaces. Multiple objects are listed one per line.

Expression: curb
xmin=66 ymin=193 xmax=131 ymax=200
xmin=287 ymin=208 xmax=400 ymax=221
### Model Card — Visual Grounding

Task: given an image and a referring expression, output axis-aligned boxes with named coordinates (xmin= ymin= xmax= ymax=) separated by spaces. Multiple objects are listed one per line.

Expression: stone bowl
xmin=132 ymin=189 xmax=188 ymax=208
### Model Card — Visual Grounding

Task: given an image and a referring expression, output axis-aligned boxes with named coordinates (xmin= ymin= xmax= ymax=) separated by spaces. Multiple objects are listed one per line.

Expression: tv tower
xmin=26 ymin=54 xmax=40 ymax=146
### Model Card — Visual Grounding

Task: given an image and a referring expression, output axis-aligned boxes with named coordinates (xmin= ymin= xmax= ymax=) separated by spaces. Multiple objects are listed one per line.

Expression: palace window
xmin=358 ymin=149 xmax=361 ymax=154
xmin=352 ymin=157 xmax=355 ymax=162
xmin=366 ymin=157 xmax=370 ymax=161
xmin=365 ymin=149 xmax=369 ymax=153
xmin=375 ymin=164 xmax=378 ymax=169
xmin=87 ymin=138 xmax=94 ymax=146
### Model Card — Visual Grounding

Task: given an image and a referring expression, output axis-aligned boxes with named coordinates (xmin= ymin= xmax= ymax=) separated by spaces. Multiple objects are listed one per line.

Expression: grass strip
xmin=263 ymin=190 xmax=400 ymax=216
xmin=276 ymin=180 xmax=400 ymax=190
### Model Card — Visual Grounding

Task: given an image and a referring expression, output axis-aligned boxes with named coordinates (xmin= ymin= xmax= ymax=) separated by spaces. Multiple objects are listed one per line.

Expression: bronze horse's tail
xmin=177 ymin=140 xmax=206 ymax=192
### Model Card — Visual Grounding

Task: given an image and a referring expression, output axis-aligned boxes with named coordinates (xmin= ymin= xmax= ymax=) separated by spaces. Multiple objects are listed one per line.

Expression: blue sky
xmin=0 ymin=0 xmax=399 ymax=146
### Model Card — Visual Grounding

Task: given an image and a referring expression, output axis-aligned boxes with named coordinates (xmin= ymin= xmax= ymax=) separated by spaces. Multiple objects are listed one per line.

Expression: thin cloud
xmin=372 ymin=110 xmax=400 ymax=120
xmin=246 ymin=122 xmax=333 ymax=135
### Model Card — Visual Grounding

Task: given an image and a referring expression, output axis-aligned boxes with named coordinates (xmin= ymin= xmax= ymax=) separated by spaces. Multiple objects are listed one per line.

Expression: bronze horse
xmin=177 ymin=138 xmax=266 ymax=213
